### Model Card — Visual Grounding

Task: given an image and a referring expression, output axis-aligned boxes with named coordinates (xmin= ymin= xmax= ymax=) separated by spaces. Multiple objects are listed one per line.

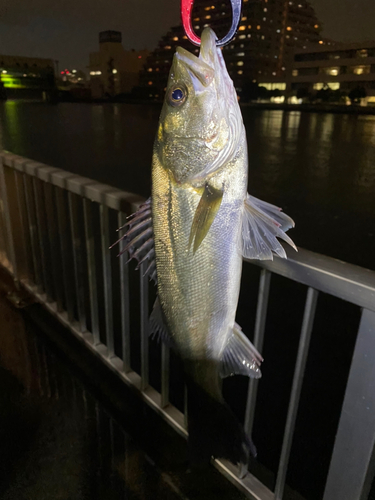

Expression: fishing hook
xmin=181 ymin=0 xmax=242 ymax=47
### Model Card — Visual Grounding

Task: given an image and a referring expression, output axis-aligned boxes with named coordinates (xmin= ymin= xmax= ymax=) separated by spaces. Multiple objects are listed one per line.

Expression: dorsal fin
xmin=110 ymin=197 xmax=157 ymax=284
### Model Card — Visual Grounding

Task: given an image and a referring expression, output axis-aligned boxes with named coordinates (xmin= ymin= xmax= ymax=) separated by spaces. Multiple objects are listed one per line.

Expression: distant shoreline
xmin=240 ymin=101 xmax=375 ymax=115
xmin=3 ymin=98 xmax=375 ymax=115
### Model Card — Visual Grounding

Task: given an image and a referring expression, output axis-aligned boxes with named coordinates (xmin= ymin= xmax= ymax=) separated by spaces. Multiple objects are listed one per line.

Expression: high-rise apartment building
xmin=139 ymin=0 xmax=321 ymax=93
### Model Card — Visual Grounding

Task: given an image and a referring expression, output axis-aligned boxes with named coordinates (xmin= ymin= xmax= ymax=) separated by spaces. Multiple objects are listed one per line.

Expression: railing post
xmin=100 ymin=204 xmax=114 ymax=356
xmin=323 ymin=308 xmax=375 ymax=500
xmin=140 ymin=265 xmax=149 ymax=391
xmin=274 ymin=286 xmax=319 ymax=500
xmin=118 ymin=211 xmax=131 ymax=373
xmin=83 ymin=198 xmax=100 ymax=345
xmin=0 ymin=158 xmax=18 ymax=278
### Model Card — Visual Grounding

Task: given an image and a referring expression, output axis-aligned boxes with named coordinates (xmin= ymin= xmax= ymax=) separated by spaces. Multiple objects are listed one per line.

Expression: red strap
xmin=181 ymin=0 xmax=201 ymax=46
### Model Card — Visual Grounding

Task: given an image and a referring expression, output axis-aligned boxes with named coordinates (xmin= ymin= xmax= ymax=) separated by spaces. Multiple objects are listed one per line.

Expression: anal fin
xmin=220 ymin=323 xmax=263 ymax=379
xmin=189 ymin=182 xmax=223 ymax=254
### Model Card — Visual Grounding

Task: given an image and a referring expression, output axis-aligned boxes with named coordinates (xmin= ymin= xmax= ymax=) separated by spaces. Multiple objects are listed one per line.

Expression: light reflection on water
xmin=0 ymin=101 xmax=374 ymax=269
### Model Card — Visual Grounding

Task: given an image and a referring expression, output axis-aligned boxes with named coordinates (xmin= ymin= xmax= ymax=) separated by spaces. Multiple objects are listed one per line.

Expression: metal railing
xmin=1 ymin=151 xmax=375 ymax=500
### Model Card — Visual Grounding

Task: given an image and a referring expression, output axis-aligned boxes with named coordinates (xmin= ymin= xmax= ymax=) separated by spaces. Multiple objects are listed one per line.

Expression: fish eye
xmin=168 ymin=84 xmax=188 ymax=107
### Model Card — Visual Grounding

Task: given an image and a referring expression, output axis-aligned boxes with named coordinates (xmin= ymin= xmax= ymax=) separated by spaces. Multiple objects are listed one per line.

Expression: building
xmin=287 ymin=41 xmax=375 ymax=103
xmin=0 ymin=54 xmax=56 ymax=99
xmin=88 ymin=31 xmax=149 ymax=98
xmin=139 ymin=0 xmax=322 ymax=94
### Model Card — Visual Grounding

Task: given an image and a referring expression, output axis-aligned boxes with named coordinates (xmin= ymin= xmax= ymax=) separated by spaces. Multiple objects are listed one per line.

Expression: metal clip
xmin=181 ymin=0 xmax=242 ymax=47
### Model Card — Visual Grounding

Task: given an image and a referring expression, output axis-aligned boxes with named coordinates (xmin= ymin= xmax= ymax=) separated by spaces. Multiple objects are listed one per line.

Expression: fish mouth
xmin=174 ymin=28 xmax=220 ymax=89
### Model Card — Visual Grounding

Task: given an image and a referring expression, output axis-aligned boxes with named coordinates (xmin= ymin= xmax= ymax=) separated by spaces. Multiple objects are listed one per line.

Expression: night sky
xmin=0 ymin=0 xmax=374 ymax=72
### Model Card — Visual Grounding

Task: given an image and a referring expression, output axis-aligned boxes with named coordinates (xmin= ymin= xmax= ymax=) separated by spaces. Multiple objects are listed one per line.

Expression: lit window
xmin=357 ymin=49 xmax=368 ymax=58
xmin=240 ymin=44 xmax=244 ymax=48
xmin=248 ymin=25 xmax=252 ymax=29
xmin=148 ymin=81 xmax=153 ymax=85
xmin=263 ymin=17 xmax=266 ymax=21
xmin=194 ymin=17 xmax=200 ymax=21
xmin=239 ymin=35 xmax=246 ymax=39
xmin=173 ymin=37 xmax=178 ymax=41
xmin=282 ymin=67 xmax=285 ymax=70
xmin=276 ymin=29 xmax=280 ymax=33
xmin=156 ymin=68 xmax=159 ymax=72
xmin=138 ymin=55 xmax=142 ymax=59
xmin=205 ymin=15 xmax=211 ymax=19
xmin=292 ymin=69 xmax=298 ymax=76
xmin=242 ymin=16 xmax=247 ymax=20
xmin=257 ymin=25 xmax=261 ymax=29
xmin=147 ymin=68 xmax=152 ymax=72
xmin=165 ymin=45 xmax=171 ymax=49
xmin=286 ymin=26 xmax=292 ymax=31
xmin=237 ymin=61 xmax=244 ymax=66
xmin=237 ymin=52 xmax=245 ymax=56
xmin=96 ymin=71 xmax=101 ymax=75
xmin=247 ymin=34 xmax=251 ymax=38
xmin=205 ymin=6 xmax=210 ymax=10
xmin=353 ymin=66 xmax=370 ymax=75
xmin=194 ymin=25 xmax=200 ymax=29
xmin=298 ymin=3 xmax=302 ymax=6
xmin=238 ymin=70 xmax=243 ymax=74
xmin=264 ymin=7 xmax=267 ymax=11
xmin=183 ymin=35 xmax=187 ymax=39
xmin=319 ymin=40 xmax=323 ymax=44
xmin=72 ymin=69 xmax=77 ymax=73
xmin=328 ymin=67 xmax=339 ymax=76
xmin=261 ymin=35 xmax=265 ymax=39
xmin=112 ymin=69 xmax=117 ymax=74
xmin=314 ymin=24 xmax=319 ymax=28
xmin=314 ymin=82 xmax=340 ymax=90
xmin=239 ymin=26 xmax=246 ymax=31
xmin=204 ymin=24 xmax=209 ymax=27
xmin=272 ymin=72 xmax=276 ymax=75
xmin=89 ymin=71 xmax=95 ymax=75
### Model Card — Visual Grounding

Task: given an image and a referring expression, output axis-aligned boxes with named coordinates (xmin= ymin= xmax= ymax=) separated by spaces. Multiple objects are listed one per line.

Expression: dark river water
xmin=0 ymin=100 xmax=374 ymax=270
xmin=1 ymin=101 xmax=375 ymax=500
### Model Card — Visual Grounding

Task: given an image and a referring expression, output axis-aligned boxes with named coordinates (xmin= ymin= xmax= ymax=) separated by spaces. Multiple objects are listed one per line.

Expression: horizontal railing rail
xmin=1 ymin=151 xmax=374 ymax=500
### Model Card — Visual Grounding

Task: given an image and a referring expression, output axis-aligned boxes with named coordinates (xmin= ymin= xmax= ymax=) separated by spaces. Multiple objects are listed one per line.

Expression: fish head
xmin=155 ymin=28 xmax=244 ymax=186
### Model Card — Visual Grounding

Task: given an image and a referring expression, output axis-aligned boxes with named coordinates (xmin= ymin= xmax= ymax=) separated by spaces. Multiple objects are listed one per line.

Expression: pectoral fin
xmin=220 ymin=323 xmax=263 ymax=379
xmin=241 ymin=193 xmax=297 ymax=261
xmin=189 ymin=183 xmax=223 ymax=253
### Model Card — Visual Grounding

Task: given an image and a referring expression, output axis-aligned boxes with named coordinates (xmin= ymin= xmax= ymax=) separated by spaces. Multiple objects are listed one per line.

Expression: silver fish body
xmin=118 ymin=27 xmax=296 ymax=466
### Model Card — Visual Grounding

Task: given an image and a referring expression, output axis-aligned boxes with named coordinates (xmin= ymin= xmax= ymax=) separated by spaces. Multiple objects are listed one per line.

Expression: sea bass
xmin=116 ymin=28 xmax=296 ymax=467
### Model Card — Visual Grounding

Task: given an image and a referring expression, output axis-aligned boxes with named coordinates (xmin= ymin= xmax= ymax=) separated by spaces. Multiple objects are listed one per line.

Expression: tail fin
xmin=186 ymin=376 xmax=256 ymax=468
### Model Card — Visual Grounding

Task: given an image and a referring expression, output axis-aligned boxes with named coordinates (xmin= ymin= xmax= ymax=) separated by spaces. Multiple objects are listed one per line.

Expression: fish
xmin=114 ymin=27 xmax=296 ymax=469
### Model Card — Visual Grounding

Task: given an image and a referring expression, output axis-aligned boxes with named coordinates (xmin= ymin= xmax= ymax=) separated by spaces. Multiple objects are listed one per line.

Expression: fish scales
xmin=152 ymin=139 xmax=247 ymax=361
